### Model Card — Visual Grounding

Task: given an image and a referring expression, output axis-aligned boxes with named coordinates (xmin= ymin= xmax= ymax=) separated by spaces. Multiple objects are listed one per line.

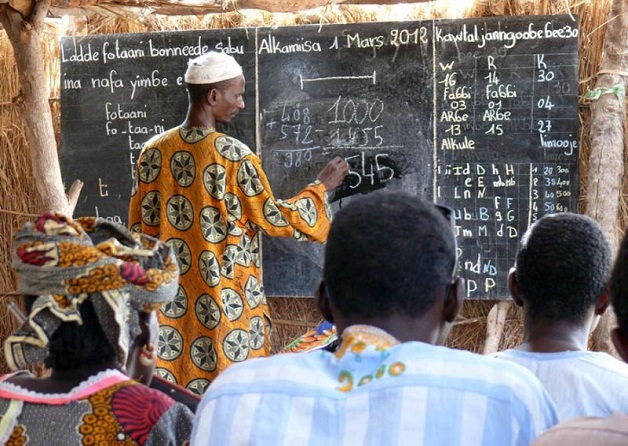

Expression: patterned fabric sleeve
xmin=129 ymin=155 xmax=149 ymax=235
xmin=128 ymin=167 xmax=142 ymax=231
xmin=232 ymin=152 xmax=331 ymax=243
xmin=128 ymin=127 xmax=171 ymax=238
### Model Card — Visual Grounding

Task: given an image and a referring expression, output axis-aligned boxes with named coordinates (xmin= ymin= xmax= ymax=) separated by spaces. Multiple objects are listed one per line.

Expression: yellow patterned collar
xmin=334 ymin=325 xmax=400 ymax=359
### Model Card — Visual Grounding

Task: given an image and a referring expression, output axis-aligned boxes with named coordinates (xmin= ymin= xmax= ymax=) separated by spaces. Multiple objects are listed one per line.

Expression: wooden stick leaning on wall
xmin=586 ymin=0 xmax=628 ymax=355
xmin=483 ymin=300 xmax=511 ymax=354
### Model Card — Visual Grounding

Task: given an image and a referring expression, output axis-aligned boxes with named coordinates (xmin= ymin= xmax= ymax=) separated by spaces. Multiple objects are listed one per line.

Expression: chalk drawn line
xmin=299 ymin=71 xmax=377 ymax=90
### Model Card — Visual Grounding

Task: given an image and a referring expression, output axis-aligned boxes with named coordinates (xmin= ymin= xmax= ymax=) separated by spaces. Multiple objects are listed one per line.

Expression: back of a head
xmin=324 ymin=191 xmax=456 ymax=319
xmin=6 ymin=213 xmax=178 ymax=372
xmin=516 ymin=213 xmax=611 ymax=324
xmin=45 ymin=299 xmax=117 ymax=370
xmin=610 ymin=231 xmax=628 ymax=337
xmin=185 ymin=51 xmax=243 ymax=102
xmin=21 ymin=293 xmax=127 ymax=371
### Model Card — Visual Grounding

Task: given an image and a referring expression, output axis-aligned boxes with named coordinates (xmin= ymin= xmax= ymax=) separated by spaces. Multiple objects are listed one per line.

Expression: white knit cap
xmin=184 ymin=51 xmax=243 ymax=84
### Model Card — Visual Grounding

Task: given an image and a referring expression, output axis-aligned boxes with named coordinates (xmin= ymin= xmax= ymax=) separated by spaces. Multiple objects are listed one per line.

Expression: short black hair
xmin=515 ymin=213 xmax=611 ymax=324
xmin=610 ymin=230 xmax=628 ymax=335
xmin=186 ymin=79 xmax=232 ymax=104
xmin=323 ymin=191 xmax=456 ymax=319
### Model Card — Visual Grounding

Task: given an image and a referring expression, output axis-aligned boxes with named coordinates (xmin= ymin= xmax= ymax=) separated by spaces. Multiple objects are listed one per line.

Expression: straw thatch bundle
xmin=0 ymin=0 xmax=623 ymax=368
xmin=0 ymin=39 xmax=36 ymax=371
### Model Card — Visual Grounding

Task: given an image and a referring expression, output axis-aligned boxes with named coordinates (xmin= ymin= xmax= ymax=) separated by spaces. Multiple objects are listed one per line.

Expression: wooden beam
xmin=587 ymin=0 xmax=628 ymax=355
xmin=49 ymin=0 xmax=433 ymax=16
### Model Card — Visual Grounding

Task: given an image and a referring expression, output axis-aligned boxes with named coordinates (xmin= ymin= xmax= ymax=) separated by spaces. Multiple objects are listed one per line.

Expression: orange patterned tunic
xmin=128 ymin=127 xmax=331 ymax=393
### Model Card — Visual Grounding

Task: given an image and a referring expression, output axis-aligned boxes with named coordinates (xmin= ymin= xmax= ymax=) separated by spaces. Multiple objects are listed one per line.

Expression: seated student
xmin=531 ymin=225 xmax=628 ymax=445
xmin=0 ymin=213 xmax=194 ymax=445
xmin=494 ymin=212 xmax=628 ymax=421
xmin=192 ymin=191 xmax=557 ymax=445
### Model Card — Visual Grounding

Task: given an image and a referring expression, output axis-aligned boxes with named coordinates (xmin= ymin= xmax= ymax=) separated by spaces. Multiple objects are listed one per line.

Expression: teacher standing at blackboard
xmin=128 ymin=51 xmax=348 ymax=392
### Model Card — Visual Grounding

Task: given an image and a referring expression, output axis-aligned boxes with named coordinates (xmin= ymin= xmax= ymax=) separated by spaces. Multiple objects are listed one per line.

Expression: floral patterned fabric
xmin=0 ymin=369 xmax=193 ymax=445
xmin=128 ymin=127 xmax=331 ymax=392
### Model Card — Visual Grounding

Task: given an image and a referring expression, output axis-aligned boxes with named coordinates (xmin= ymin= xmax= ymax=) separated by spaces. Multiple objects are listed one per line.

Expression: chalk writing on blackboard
xmin=60 ymin=15 xmax=579 ymax=299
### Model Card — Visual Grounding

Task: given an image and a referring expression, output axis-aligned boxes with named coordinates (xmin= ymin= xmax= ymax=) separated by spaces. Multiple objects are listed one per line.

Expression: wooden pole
xmin=586 ymin=0 xmax=628 ymax=354
xmin=483 ymin=300 xmax=511 ymax=354
xmin=0 ymin=1 xmax=83 ymax=215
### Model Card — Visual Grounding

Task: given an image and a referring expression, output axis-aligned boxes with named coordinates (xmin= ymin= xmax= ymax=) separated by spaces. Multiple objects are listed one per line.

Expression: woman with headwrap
xmin=0 ymin=213 xmax=193 ymax=445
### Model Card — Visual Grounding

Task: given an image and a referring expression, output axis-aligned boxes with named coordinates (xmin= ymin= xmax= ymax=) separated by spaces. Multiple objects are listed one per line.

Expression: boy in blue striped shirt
xmin=192 ymin=191 xmax=558 ymax=446
xmin=494 ymin=213 xmax=628 ymax=421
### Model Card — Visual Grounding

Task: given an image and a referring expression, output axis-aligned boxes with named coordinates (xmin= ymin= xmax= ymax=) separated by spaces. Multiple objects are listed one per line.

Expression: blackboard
xmin=60 ymin=15 xmax=579 ymax=299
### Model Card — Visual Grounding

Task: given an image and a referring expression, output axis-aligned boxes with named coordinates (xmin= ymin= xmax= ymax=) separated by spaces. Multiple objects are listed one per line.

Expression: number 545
xmin=344 ymin=152 xmax=395 ymax=188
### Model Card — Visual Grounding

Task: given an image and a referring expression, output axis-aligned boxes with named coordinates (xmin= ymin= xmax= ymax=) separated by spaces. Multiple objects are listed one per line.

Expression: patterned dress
xmin=128 ymin=127 xmax=331 ymax=392
xmin=0 ymin=369 xmax=193 ymax=445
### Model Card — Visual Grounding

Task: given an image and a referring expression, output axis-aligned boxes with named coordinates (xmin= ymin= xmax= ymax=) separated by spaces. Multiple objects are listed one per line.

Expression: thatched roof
xmin=7 ymin=0 xmax=434 ymax=17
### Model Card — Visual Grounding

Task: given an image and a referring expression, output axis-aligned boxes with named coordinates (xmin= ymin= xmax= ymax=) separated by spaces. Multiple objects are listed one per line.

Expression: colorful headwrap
xmin=4 ymin=213 xmax=179 ymax=371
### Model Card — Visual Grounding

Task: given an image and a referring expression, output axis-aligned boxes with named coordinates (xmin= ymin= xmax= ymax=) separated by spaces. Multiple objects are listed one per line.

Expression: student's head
xmin=41 ymin=299 xmax=159 ymax=386
xmin=43 ymin=298 xmax=117 ymax=370
xmin=5 ymin=213 xmax=179 ymax=383
xmin=185 ymin=51 xmax=245 ymax=123
xmin=610 ymin=229 xmax=628 ymax=362
xmin=510 ymin=213 xmax=611 ymax=325
xmin=317 ymin=191 xmax=463 ymax=343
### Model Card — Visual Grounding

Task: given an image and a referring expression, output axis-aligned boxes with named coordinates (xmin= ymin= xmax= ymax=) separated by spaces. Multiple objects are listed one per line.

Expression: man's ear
xmin=594 ymin=291 xmax=611 ymax=316
xmin=611 ymin=327 xmax=628 ymax=363
xmin=315 ymin=280 xmax=334 ymax=323
xmin=444 ymin=277 xmax=464 ymax=323
xmin=508 ymin=267 xmax=524 ymax=307
xmin=207 ymin=88 xmax=219 ymax=106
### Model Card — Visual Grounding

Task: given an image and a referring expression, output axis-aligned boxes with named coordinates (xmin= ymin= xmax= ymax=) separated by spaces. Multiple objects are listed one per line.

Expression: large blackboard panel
xmin=60 ymin=15 xmax=579 ymax=300
xmin=257 ymin=22 xmax=434 ymax=296
xmin=60 ymin=29 xmax=257 ymax=223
